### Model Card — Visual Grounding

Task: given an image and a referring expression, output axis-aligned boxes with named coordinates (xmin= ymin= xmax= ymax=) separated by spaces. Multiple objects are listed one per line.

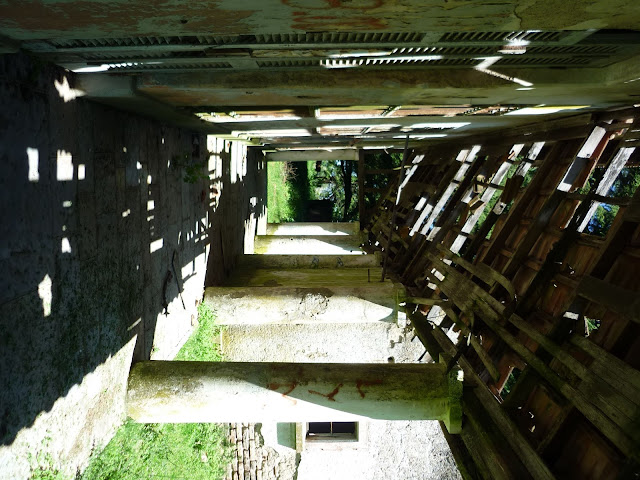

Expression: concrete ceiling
xmin=2 ymin=1 xmax=640 ymax=150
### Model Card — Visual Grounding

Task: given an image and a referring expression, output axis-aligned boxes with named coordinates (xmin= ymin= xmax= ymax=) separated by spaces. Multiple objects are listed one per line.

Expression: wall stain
xmin=308 ymin=383 xmax=343 ymax=402
xmin=356 ymin=379 xmax=383 ymax=398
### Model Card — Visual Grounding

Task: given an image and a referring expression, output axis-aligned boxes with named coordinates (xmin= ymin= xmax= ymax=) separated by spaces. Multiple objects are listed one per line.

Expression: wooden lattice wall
xmin=364 ymin=108 xmax=640 ymax=480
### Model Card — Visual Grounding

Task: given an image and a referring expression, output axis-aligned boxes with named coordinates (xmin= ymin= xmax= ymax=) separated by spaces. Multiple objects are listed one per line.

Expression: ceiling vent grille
xmin=439 ymin=31 xmax=564 ymax=43
xmin=496 ymin=56 xmax=592 ymax=66
xmin=107 ymin=61 xmax=233 ymax=71
xmin=257 ymin=59 xmax=320 ymax=68
xmin=253 ymin=32 xmax=425 ymax=44
xmin=48 ymin=35 xmax=242 ymax=49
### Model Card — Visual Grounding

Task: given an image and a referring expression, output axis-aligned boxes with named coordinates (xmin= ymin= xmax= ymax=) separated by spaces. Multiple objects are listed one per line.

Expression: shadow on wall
xmin=0 ymin=53 xmax=266 ymax=449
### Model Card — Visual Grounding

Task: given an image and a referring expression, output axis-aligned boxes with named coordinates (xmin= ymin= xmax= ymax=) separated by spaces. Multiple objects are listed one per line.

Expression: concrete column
xmin=205 ymin=284 xmax=404 ymax=324
xmin=266 ymin=222 xmax=360 ymax=236
xmin=127 ymin=361 xmax=463 ymax=433
xmin=254 ymin=234 xmax=364 ymax=255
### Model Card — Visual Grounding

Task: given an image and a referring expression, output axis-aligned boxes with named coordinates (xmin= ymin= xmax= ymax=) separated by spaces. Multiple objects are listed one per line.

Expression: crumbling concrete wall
xmin=0 ymin=53 xmax=263 ymax=479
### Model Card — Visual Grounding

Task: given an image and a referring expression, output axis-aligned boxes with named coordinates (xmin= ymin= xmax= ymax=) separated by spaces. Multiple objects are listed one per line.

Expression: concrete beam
xmin=133 ymin=62 xmax=640 ymax=111
xmin=266 ymin=149 xmax=358 ymax=162
xmin=237 ymin=253 xmax=381 ymax=270
xmin=126 ymin=361 xmax=463 ymax=433
xmin=75 ymin=74 xmax=227 ymax=133
xmin=2 ymin=1 xmax=640 ymax=40
xmin=266 ymin=222 xmax=361 ymax=236
xmin=254 ymin=234 xmax=364 ymax=255
xmin=224 ymin=267 xmax=383 ymax=287
xmin=204 ymin=284 xmax=403 ymax=325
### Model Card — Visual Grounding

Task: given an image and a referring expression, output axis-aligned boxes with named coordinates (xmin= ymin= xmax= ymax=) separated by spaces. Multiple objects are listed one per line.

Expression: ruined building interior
xmin=1 ymin=2 xmax=640 ymax=479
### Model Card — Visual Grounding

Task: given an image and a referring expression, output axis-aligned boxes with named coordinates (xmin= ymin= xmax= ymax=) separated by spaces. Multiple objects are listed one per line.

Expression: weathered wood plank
xmin=576 ymin=275 xmax=640 ymax=325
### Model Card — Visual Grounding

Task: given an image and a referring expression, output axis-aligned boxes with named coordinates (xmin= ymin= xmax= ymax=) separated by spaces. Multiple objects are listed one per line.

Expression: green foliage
xmin=471 ymin=162 xmax=519 ymax=236
xmin=80 ymin=421 xmax=231 ymax=480
xmin=182 ymin=162 xmax=209 ymax=184
xmin=362 ymin=152 xmax=402 ymax=212
xmin=29 ymin=450 xmax=65 ymax=480
xmin=287 ymin=162 xmax=310 ymax=221
xmin=501 ymin=368 xmax=522 ymax=397
xmin=267 ymin=162 xmax=297 ymax=222
xmin=308 ymin=160 xmax=359 ymax=221
xmin=172 ymin=153 xmax=208 ymax=184
xmin=80 ymin=304 xmax=229 ymax=479
xmin=175 ymin=303 xmax=224 ymax=362
xmin=584 ymin=166 xmax=640 ymax=236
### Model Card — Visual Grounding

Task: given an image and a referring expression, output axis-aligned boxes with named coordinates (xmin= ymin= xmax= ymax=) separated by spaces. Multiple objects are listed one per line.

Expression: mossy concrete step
xmin=224 ymin=267 xmax=384 ymax=287
xmin=253 ymin=235 xmax=364 ymax=255
xmin=238 ymin=253 xmax=381 ymax=269
xmin=265 ymin=222 xmax=360 ymax=236
xmin=205 ymin=284 xmax=404 ymax=325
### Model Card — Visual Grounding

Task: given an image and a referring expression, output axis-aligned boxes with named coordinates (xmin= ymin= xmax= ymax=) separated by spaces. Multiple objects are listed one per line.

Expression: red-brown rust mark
xmin=284 ymin=0 xmax=386 ymax=30
xmin=356 ymin=379 xmax=383 ymax=398
xmin=267 ymin=381 xmax=298 ymax=397
xmin=308 ymin=383 xmax=343 ymax=402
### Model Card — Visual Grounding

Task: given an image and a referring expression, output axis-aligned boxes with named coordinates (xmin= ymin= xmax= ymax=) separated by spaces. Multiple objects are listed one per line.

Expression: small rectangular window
xmin=306 ymin=422 xmax=358 ymax=441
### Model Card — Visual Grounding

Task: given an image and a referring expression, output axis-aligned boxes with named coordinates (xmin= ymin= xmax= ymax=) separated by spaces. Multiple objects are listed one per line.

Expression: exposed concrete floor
xmin=0 ymin=53 xmax=264 ymax=478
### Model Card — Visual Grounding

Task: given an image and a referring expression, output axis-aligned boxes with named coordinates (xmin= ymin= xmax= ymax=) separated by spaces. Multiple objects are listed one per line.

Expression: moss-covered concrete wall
xmin=0 ymin=53 xmax=264 ymax=479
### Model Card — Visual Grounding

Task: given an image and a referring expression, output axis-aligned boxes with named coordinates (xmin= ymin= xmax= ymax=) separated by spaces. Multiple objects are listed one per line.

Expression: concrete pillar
xmin=238 ymin=253 xmax=381 ymax=269
xmin=254 ymin=234 xmax=364 ymax=255
xmin=266 ymin=222 xmax=360 ymax=236
xmin=204 ymin=284 xmax=404 ymax=324
xmin=126 ymin=361 xmax=463 ymax=433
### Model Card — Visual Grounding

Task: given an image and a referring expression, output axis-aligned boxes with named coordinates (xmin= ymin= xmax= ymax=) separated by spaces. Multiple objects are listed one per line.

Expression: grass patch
xmin=80 ymin=422 xmax=231 ymax=480
xmin=175 ymin=303 xmax=223 ymax=362
xmin=79 ymin=303 xmax=230 ymax=480
xmin=267 ymin=161 xmax=295 ymax=223
xmin=267 ymin=161 xmax=310 ymax=222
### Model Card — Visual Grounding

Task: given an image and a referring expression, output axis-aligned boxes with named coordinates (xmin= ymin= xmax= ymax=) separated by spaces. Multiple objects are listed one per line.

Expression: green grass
xmin=80 ymin=422 xmax=231 ymax=480
xmin=79 ymin=303 xmax=230 ymax=480
xmin=175 ymin=303 xmax=224 ymax=361
xmin=267 ymin=161 xmax=308 ymax=222
xmin=267 ymin=161 xmax=295 ymax=223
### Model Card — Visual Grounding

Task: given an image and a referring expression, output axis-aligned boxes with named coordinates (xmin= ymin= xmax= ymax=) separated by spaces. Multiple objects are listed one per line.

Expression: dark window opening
xmin=306 ymin=422 xmax=358 ymax=441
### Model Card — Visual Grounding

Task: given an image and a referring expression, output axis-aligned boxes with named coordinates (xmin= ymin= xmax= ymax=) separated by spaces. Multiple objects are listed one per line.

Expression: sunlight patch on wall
xmin=38 ymin=274 xmax=52 ymax=317
xmin=61 ymin=237 xmax=72 ymax=253
xmin=150 ymin=238 xmax=163 ymax=253
xmin=56 ymin=150 xmax=74 ymax=181
xmin=54 ymin=76 xmax=85 ymax=102
xmin=27 ymin=147 xmax=39 ymax=182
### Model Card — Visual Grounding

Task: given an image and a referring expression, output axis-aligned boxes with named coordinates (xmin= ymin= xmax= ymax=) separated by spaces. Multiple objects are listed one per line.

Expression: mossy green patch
xmin=80 ymin=303 xmax=229 ymax=480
